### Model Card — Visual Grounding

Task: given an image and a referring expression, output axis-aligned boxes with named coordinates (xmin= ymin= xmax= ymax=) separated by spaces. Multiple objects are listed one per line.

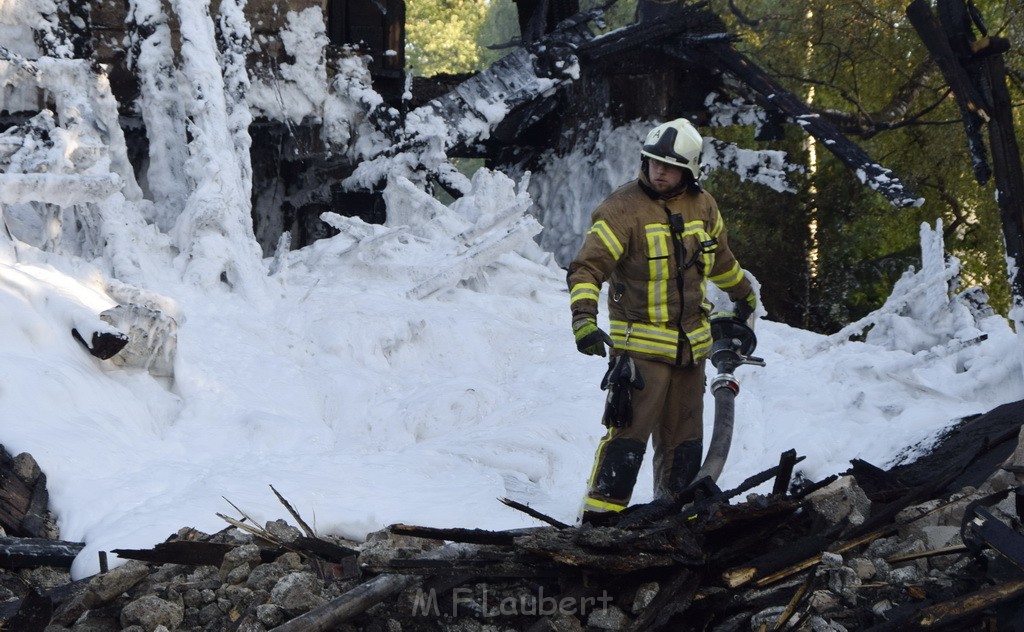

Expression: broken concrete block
xmin=848 ymin=558 xmax=876 ymax=581
xmin=921 ymin=525 xmax=961 ymax=550
xmin=806 ymin=476 xmax=871 ymax=526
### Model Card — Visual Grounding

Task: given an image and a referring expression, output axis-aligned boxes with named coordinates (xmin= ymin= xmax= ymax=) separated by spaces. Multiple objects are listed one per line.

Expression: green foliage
xmin=477 ymin=0 xmax=520 ymax=68
xmin=405 ymin=0 xmax=489 ymax=75
xmin=707 ymin=0 xmax=1022 ymax=329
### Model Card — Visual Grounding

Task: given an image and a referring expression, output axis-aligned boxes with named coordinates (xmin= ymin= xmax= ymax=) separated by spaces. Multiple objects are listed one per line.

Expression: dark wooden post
xmin=908 ymin=0 xmax=1024 ymax=317
xmin=982 ymin=52 xmax=1024 ymax=317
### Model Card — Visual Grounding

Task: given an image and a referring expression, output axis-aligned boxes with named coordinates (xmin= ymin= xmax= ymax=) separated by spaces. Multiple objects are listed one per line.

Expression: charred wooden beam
xmin=772 ymin=449 xmax=799 ymax=496
xmin=981 ymin=51 xmax=1024 ymax=313
xmin=576 ymin=5 xmax=732 ymax=63
xmin=291 ymin=536 xmax=359 ymax=562
xmin=0 ymin=536 xmax=84 ymax=569
xmin=715 ymin=453 xmax=806 ymax=503
xmin=964 ymin=507 xmax=1024 ymax=572
xmin=912 ymin=0 xmax=1024 ymax=313
xmin=721 ymin=531 xmax=835 ymax=589
xmin=388 ymin=524 xmax=548 ymax=546
xmin=885 ymin=401 xmax=1024 ymax=493
xmin=684 ymin=42 xmax=922 ymax=208
xmin=514 ymin=527 xmax=699 ymax=573
xmin=362 ymin=557 xmax=556 ymax=578
xmin=112 ymin=540 xmax=268 ymax=566
xmin=842 ymin=465 xmax=964 ymax=540
xmin=627 ymin=568 xmax=701 ymax=632
xmin=906 ymin=0 xmax=991 ymax=184
xmin=697 ymin=497 xmax=802 ymax=535
xmin=848 ymin=458 xmax=909 ymax=503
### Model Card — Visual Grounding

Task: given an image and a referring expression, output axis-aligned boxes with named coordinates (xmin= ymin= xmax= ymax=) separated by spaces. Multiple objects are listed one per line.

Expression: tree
xmin=713 ymin=0 xmax=1022 ymax=325
xmin=405 ymin=0 xmax=490 ymax=75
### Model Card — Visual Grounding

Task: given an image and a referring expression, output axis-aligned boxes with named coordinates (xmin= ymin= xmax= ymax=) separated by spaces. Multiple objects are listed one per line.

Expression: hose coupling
xmin=711 ymin=372 xmax=740 ymax=396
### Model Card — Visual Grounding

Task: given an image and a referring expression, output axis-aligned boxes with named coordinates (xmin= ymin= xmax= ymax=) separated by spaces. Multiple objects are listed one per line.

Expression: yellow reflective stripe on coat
xmin=570 ymin=283 xmax=600 ymax=305
xmin=710 ymin=260 xmax=744 ymax=289
xmin=710 ymin=210 xmax=725 ymax=238
xmin=589 ymin=220 xmax=624 ymax=260
xmin=682 ymin=219 xmax=704 ymax=237
xmin=696 ymin=228 xmax=716 ymax=273
xmin=610 ymin=320 xmax=678 ymax=359
xmin=685 ymin=321 xmax=713 ymax=360
xmin=645 ymin=225 xmax=671 ymax=323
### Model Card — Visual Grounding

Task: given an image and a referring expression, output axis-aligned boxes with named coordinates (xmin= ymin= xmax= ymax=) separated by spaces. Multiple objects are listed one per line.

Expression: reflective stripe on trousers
xmin=582 ymin=356 xmax=706 ymax=513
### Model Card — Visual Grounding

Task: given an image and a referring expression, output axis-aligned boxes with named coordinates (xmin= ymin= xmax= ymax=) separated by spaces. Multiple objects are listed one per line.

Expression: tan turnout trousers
xmin=582 ymin=356 xmax=706 ymax=515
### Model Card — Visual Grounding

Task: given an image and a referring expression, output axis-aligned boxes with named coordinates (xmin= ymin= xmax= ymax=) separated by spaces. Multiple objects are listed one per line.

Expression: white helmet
xmin=641 ymin=118 xmax=703 ymax=180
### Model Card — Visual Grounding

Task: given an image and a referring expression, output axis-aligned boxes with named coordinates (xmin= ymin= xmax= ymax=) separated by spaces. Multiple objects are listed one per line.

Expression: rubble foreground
xmin=2 ymin=400 xmax=1024 ymax=631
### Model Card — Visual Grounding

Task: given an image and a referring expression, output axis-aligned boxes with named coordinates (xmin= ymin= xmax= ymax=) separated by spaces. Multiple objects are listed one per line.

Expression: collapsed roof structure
xmin=1 ymin=0 xmax=930 ymax=258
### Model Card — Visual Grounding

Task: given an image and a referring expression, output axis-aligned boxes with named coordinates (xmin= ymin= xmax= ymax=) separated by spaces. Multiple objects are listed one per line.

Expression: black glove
xmin=600 ymin=354 xmax=645 ymax=428
xmin=733 ymin=291 xmax=757 ymax=323
xmin=573 ymin=318 xmax=613 ymax=356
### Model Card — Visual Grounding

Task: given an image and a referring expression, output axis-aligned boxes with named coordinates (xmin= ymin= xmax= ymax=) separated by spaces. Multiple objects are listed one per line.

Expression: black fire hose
xmin=694 ymin=317 xmax=764 ymax=483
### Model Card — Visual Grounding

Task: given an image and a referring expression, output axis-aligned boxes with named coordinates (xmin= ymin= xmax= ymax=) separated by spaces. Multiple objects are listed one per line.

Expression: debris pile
xmin=2 ymin=400 xmax=1024 ymax=631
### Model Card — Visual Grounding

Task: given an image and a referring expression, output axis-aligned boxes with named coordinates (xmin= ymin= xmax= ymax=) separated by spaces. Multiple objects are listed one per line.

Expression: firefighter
xmin=567 ymin=118 xmax=757 ymax=525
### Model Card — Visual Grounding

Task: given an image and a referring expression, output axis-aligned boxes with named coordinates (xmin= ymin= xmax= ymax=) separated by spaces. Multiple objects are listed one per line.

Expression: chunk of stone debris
xmin=806 ymin=476 xmax=871 ymax=526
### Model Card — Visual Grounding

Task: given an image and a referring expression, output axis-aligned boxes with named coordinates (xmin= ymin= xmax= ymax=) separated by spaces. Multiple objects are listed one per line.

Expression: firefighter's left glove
xmin=733 ymin=291 xmax=757 ymax=323
xmin=573 ymin=318 xmax=613 ymax=357
xmin=600 ymin=353 xmax=645 ymax=428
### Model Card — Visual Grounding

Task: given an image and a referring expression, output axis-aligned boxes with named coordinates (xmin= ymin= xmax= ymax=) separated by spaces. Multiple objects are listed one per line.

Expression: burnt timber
xmin=469 ymin=3 xmax=922 ymax=208
xmin=907 ymin=0 xmax=1024 ymax=312
xmin=265 ymin=399 xmax=1024 ymax=631
xmin=2 ymin=403 xmax=1024 ymax=629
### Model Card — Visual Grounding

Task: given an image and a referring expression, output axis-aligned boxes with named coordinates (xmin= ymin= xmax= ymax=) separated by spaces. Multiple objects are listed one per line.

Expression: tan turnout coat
xmin=568 ymin=173 xmax=753 ymax=365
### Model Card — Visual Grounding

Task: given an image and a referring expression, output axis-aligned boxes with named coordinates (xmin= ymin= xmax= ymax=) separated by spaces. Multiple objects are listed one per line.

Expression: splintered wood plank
xmin=917 ymin=579 xmax=1024 ymax=627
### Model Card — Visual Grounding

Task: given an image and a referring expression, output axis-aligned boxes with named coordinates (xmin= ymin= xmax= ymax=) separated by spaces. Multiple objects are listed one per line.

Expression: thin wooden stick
xmin=271 ymin=485 xmax=317 ymax=538
xmin=886 ymin=544 xmax=969 ymax=564
xmin=499 ymin=497 xmax=571 ymax=529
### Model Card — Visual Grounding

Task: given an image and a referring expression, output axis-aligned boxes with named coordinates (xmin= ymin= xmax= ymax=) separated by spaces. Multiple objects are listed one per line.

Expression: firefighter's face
xmin=647 ymin=159 xmax=685 ymax=194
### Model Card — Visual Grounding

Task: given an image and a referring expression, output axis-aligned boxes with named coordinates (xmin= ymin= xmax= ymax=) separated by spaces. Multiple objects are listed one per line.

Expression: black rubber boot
xmin=591 ymin=438 xmax=646 ymax=501
xmin=656 ymin=439 xmax=703 ymax=498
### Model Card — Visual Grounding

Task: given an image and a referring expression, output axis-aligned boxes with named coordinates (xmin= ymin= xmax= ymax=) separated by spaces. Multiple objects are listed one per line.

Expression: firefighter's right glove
xmin=573 ymin=318 xmax=613 ymax=357
xmin=600 ymin=353 xmax=645 ymax=427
